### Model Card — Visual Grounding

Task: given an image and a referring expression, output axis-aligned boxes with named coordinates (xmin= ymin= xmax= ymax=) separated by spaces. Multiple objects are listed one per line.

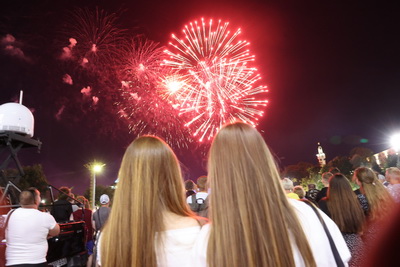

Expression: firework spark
xmin=119 ymin=37 xmax=166 ymax=83
xmin=116 ymin=38 xmax=193 ymax=148
xmin=163 ymin=18 xmax=268 ymax=141
xmin=63 ymin=7 xmax=126 ymax=69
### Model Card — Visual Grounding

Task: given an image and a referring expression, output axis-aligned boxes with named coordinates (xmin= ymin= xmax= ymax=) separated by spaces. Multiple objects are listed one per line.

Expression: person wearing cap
xmin=92 ymin=194 xmax=111 ymax=231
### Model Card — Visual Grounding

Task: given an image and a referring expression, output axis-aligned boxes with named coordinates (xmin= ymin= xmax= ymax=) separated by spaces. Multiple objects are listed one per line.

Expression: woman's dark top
xmin=51 ymin=199 xmax=72 ymax=222
xmin=318 ymin=197 xmax=365 ymax=267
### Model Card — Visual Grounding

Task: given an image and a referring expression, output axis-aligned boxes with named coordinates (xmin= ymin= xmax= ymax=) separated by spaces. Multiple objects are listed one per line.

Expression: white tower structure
xmin=0 ymin=91 xmax=34 ymax=137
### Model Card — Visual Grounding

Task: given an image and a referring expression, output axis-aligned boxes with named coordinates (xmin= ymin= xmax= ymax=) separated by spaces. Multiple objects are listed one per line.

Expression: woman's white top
xmin=192 ymin=199 xmax=351 ymax=267
xmin=97 ymin=225 xmax=201 ymax=267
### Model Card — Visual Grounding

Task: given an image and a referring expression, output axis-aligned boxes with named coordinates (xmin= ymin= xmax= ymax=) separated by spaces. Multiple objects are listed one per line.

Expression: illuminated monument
xmin=316 ymin=142 xmax=326 ymax=167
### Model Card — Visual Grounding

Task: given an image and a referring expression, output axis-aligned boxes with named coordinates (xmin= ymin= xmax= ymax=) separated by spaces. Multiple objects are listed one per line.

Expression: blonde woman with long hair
xmin=353 ymin=167 xmax=394 ymax=221
xmin=353 ymin=167 xmax=394 ymax=246
xmin=99 ymin=136 xmax=205 ymax=267
xmin=193 ymin=122 xmax=350 ymax=267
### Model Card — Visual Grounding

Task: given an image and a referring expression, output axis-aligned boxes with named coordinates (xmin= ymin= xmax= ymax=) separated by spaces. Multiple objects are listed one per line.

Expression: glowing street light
xmin=85 ymin=161 xmax=105 ymax=210
xmin=390 ymin=134 xmax=400 ymax=151
xmin=390 ymin=134 xmax=400 ymax=167
xmin=93 ymin=164 xmax=104 ymax=173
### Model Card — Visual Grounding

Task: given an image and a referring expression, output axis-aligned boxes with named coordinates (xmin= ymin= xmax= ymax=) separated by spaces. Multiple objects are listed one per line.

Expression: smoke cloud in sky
xmin=62 ymin=74 xmax=73 ymax=85
xmin=81 ymin=57 xmax=89 ymax=66
xmin=92 ymin=96 xmax=99 ymax=105
xmin=1 ymin=34 xmax=30 ymax=61
xmin=55 ymin=105 xmax=65 ymax=121
xmin=80 ymin=86 xmax=92 ymax=96
xmin=60 ymin=38 xmax=78 ymax=59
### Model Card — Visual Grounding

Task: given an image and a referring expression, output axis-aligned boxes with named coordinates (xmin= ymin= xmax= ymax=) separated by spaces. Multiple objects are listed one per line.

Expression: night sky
xmin=1 ymin=0 xmax=399 ymax=194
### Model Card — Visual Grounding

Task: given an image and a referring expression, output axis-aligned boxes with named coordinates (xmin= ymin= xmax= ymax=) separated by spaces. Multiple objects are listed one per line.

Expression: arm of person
xmin=92 ymin=210 xmax=98 ymax=231
xmin=48 ymin=223 xmax=60 ymax=237
xmin=47 ymin=213 xmax=61 ymax=238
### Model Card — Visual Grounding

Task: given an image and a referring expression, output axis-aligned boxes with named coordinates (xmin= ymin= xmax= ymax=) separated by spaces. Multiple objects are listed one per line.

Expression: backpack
xmin=189 ymin=194 xmax=208 ymax=218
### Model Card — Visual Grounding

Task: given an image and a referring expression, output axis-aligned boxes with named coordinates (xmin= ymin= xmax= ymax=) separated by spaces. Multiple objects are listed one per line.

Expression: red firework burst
xmin=64 ymin=7 xmax=126 ymax=69
xmin=163 ymin=18 xmax=268 ymax=142
xmin=116 ymin=37 xmax=193 ymax=148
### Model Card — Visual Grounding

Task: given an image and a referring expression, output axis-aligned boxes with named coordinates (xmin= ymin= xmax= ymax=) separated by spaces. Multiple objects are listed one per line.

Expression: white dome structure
xmin=0 ymin=102 xmax=34 ymax=137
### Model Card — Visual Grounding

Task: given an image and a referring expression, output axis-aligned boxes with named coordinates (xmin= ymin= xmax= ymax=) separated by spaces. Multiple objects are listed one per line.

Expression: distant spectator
xmin=385 ymin=167 xmax=400 ymax=203
xmin=70 ymin=193 xmax=79 ymax=212
xmin=6 ymin=188 xmax=60 ymax=266
xmin=293 ymin=186 xmax=306 ymax=200
xmin=353 ymin=167 xmax=395 ymax=248
xmin=184 ymin=180 xmax=197 ymax=197
xmin=187 ymin=176 xmax=209 ymax=217
xmin=73 ymin=196 xmax=94 ymax=267
xmin=353 ymin=167 xmax=394 ymax=220
xmin=51 ymin=186 xmax=73 ymax=222
xmin=305 ymin=184 xmax=319 ymax=203
xmin=318 ymin=174 xmax=365 ymax=266
xmin=92 ymin=194 xmax=111 ymax=267
xmin=376 ymin=173 xmax=389 ymax=187
xmin=93 ymin=194 xmax=111 ymax=231
xmin=281 ymin=178 xmax=299 ymax=200
xmin=315 ymin=172 xmax=333 ymax=202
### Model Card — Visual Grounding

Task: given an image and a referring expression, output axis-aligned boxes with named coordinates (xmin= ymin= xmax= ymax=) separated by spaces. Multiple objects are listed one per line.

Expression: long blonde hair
xmin=207 ymin=122 xmax=316 ymax=267
xmin=353 ymin=167 xmax=394 ymax=221
xmin=101 ymin=136 xmax=193 ymax=267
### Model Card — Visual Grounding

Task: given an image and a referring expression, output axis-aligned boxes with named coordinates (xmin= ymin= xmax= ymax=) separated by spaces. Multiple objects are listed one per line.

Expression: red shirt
xmin=73 ymin=209 xmax=93 ymax=242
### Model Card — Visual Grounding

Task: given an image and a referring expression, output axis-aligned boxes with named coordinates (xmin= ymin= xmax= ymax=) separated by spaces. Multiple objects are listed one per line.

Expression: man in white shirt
xmin=6 ymin=188 xmax=60 ymax=267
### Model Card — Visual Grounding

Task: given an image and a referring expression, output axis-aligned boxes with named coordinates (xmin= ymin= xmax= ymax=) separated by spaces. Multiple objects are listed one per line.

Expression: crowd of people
xmin=3 ymin=185 xmax=111 ymax=267
xmin=2 ymin=121 xmax=400 ymax=267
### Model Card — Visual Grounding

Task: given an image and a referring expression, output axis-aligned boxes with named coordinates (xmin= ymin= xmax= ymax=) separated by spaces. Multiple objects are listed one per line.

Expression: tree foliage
xmin=3 ymin=164 xmax=49 ymax=195
xmin=282 ymin=146 xmax=385 ymax=191
xmin=326 ymin=156 xmax=353 ymax=176
xmin=349 ymin=147 xmax=373 ymax=158
xmin=282 ymin=161 xmax=314 ymax=179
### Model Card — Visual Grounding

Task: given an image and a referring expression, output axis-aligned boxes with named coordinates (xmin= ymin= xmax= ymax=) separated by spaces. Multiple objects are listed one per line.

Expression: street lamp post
xmin=85 ymin=162 xmax=105 ymax=210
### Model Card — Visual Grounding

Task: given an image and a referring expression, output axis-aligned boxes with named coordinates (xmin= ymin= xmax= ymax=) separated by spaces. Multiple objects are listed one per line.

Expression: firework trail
xmin=119 ymin=37 xmax=165 ymax=82
xmin=55 ymin=8 xmax=128 ymax=139
xmin=163 ymin=18 xmax=268 ymax=142
xmin=116 ymin=37 xmax=193 ymax=148
xmin=62 ymin=7 xmax=126 ymax=71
